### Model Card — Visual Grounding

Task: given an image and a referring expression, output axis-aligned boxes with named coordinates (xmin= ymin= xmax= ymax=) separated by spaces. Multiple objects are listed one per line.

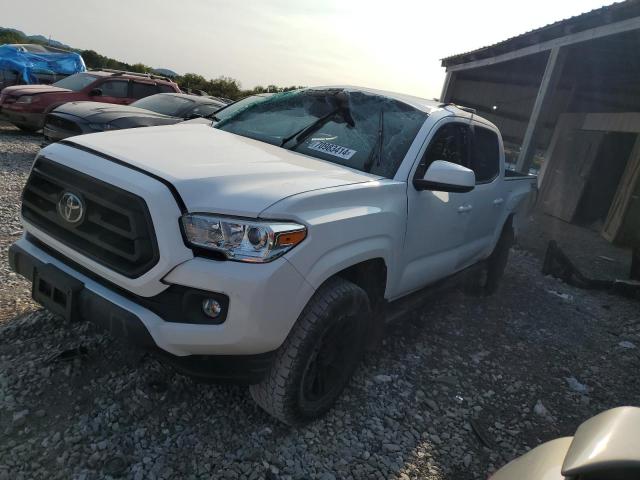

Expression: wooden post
xmin=516 ymin=47 xmax=567 ymax=173
xmin=440 ymin=71 xmax=456 ymax=103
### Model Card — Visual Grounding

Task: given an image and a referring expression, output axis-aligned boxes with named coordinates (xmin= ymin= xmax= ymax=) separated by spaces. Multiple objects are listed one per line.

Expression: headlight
xmin=88 ymin=123 xmax=116 ymax=131
xmin=16 ymin=95 xmax=37 ymax=104
xmin=181 ymin=214 xmax=306 ymax=263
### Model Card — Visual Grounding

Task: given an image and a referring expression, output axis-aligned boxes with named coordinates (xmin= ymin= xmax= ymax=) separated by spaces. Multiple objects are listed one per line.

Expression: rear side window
xmin=471 ymin=127 xmax=500 ymax=183
xmin=131 ymin=82 xmax=159 ymax=99
xmin=415 ymin=122 xmax=471 ymax=179
xmin=99 ymin=80 xmax=129 ymax=98
xmin=158 ymin=84 xmax=176 ymax=93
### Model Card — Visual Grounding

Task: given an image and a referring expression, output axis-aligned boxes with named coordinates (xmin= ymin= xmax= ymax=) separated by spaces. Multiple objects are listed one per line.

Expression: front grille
xmin=22 ymin=157 xmax=159 ymax=278
xmin=45 ymin=114 xmax=82 ymax=134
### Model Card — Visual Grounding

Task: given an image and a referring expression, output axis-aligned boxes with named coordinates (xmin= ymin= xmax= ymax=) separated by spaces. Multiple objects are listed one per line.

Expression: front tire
xmin=15 ymin=123 xmax=40 ymax=133
xmin=250 ymin=277 xmax=370 ymax=425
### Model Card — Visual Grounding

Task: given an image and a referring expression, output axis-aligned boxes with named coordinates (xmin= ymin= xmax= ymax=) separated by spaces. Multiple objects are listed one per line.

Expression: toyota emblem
xmin=57 ymin=192 xmax=85 ymax=225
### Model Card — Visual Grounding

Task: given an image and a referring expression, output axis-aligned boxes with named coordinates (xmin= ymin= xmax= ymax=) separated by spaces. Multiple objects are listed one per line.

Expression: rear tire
xmin=482 ymin=221 xmax=515 ymax=295
xmin=249 ymin=277 xmax=370 ymax=425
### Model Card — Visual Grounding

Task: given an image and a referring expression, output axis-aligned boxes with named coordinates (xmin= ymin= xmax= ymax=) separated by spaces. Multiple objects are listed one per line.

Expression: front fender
xmin=291 ymin=235 xmax=393 ymax=292
xmin=266 ymin=181 xmax=407 ymax=297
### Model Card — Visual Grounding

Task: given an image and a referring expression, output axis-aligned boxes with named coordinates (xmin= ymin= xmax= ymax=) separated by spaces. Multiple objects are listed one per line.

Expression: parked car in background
xmin=0 ymin=69 xmax=180 ymax=132
xmin=44 ymin=93 xmax=226 ymax=141
xmin=10 ymin=86 xmax=536 ymax=424
xmin=491 ymin=407 xmax=640 ymax=480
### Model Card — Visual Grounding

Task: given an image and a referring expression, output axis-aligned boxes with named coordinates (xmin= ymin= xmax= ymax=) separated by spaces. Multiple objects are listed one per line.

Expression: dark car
xmin=43 ymin=93 xmax=226 ymax=141
xmin=0 ymin=69 xmax=180 ymax=132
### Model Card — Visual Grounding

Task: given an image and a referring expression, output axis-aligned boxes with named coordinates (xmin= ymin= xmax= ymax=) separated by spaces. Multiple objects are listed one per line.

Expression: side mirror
xmin=413 ymin=160 xmax=475 ymax=193
xmin=88 ymin=88 xmax=102 ymax=97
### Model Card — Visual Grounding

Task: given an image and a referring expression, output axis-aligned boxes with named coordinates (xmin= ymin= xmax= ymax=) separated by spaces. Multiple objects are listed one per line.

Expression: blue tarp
xmin=0 ymin=44 xmax=86 ymax=84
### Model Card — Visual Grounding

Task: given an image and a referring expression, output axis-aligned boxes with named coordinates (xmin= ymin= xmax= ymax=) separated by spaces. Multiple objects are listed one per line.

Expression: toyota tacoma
xmin=9 ymin=87 xmax=536 ymax=424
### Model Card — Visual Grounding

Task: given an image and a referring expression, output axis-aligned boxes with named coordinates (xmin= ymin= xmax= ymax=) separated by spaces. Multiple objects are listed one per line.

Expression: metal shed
xmin=441 ymin=0 xmax=640 ymax=260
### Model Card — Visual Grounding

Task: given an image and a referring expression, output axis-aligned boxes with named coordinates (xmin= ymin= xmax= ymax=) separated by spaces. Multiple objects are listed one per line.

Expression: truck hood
xmin=63 ymin=124 xmax=380 ymax=216
xmin=2 ymin=84 xmax=71 ymax=96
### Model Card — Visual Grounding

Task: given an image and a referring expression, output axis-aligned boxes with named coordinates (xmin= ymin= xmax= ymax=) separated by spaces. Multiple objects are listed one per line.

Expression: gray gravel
xmin=0 ymin=123 xmax=639 ymax=479
xmin=0 ymin=122 xmax=39 ymax=322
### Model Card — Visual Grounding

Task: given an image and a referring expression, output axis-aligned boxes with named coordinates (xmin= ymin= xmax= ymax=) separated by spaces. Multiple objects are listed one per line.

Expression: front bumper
xmin=43 ymin=112 xmax=95 ymax=142
xmin=9 ymin=236 xmax=314 ymax=382
xmin=0 ymin=107 xmax=45 ymax=129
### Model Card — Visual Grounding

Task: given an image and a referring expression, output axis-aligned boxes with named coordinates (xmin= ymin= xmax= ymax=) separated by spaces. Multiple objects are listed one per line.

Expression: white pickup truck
xmin=9 ymin=87 xmax=536 ymax=424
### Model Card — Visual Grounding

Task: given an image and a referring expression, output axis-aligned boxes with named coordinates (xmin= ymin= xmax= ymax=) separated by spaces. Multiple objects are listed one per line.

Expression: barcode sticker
xmin=307 ymin=141 xmax=356 ymax=160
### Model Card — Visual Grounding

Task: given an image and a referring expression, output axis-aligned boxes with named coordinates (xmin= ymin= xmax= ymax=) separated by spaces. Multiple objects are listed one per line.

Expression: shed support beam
xmin=516 ymin=47 xmax=567 ymax=173
xmin=445 ymin=17 xmax=640 ymax=72
xmin=440 ymin=71 xmax=456 ymax=102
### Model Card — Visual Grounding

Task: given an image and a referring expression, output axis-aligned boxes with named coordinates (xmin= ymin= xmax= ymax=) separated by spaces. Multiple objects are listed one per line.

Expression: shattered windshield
xmin=214 ymin=88 xmax=428 ymax=178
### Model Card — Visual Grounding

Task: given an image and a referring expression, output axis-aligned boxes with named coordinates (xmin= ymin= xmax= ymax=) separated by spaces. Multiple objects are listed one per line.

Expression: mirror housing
xmin=88 ymin=88 xmax=102 ymax=97
xmin=413 ymin=160 xmax=475 ymax=193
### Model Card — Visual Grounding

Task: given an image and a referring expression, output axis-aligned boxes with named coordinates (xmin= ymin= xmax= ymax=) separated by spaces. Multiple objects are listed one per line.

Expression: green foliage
xmin=1 ymin=26 xmax=304 ymax=100
xmin=0 ymin=30 xmax=26 ymax=45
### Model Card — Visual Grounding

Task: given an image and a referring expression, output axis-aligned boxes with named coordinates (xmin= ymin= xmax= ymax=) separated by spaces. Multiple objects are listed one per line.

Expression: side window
xmin=131 ymin=82 xmax=159 ymax=99
xmin=158 ymin=84 xmax=176 ymax=93
xmin=415 ymin=122 xmax=471 ymax=179
xmin=98 ymin=80 xmax=129 ymax=98
xmin=471 ymin=127 xmax=500 ymax=183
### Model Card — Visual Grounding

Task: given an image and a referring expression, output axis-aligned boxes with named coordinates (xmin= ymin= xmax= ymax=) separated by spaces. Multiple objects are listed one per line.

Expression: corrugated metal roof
xmin=442 ymin=0 xmax=640 ymax=67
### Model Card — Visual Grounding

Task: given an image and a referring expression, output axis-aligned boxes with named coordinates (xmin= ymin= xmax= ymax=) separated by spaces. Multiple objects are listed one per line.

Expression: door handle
xmin=493 ymin=198 xmax=504 ymax=206
xmin=457 ymin=204 xmax=473 ymax=213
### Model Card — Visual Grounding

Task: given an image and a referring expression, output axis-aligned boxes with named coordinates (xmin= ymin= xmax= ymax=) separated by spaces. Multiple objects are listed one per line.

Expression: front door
xmin=396 ymin=120 xmax=474 ymax=296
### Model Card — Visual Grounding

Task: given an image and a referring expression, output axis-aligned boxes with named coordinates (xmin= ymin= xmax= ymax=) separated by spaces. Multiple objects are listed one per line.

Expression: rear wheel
xmin=250 ymin=277 xmax=370 ymax=425
xmin=482 ymin=221 xmax=515 ymax=295
xmin=464 ymin=220 xmax=515 ymax=296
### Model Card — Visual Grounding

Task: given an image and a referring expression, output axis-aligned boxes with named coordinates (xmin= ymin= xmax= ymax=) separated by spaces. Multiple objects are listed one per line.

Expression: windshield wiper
xmin=279 ymin=108 xmax=339 ymax=148
xmin=363 ymin=110 xmax=384 ymax=173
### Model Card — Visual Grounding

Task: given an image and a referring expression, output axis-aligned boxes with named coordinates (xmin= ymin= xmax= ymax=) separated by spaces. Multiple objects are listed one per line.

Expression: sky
xmin=2 ymin=0 xmax=617 ymax=98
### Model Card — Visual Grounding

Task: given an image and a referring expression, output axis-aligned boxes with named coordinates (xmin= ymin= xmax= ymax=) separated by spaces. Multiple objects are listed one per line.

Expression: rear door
xmin=130 ymin=81 xmax=160 ymax=103
xmin=459 ymin=123 xmax=504 ymax=267
xmin=95 ymin=79 xmax=130 ymax=105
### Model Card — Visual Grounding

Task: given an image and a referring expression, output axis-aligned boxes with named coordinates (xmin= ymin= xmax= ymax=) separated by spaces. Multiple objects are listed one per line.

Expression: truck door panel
xmin=397 ymin=121 xmax=473 ymax=296
xmin=458 ymin=125 xmax=504 ymax=268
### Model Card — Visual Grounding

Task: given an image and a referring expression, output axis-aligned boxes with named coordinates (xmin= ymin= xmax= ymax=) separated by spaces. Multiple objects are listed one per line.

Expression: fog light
xmin=202 ymin=298 xmax=222 ymax=318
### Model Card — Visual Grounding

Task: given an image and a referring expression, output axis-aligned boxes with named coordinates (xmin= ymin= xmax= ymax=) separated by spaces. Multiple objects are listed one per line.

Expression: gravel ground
xmin=0 ymin=123 xmax=639 ymax=480
xmin=0 ymin=122 xmax=39 ymax=322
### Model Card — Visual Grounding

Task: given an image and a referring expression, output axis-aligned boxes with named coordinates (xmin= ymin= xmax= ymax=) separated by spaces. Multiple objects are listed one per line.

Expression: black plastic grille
xmin=45 ymin=114 xmax=82 ymax=134
xmin=22 ymin=157 xmax=159 ymax=278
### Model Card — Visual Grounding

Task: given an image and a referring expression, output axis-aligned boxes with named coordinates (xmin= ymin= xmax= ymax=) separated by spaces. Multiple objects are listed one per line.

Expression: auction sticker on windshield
xmin=307 ymin=141 xmax=356 ymax=160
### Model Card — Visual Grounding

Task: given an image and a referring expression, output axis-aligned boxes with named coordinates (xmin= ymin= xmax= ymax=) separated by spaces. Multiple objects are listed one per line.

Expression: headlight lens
xmin=16 ymin=95 xmax=36 ymax=104
xmin=181 ymin=214 xmax=306 ymax=263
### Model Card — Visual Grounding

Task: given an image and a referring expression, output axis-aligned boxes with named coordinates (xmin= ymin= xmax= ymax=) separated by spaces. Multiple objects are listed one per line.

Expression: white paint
xmin=17 ymin=97 xmax=536 ymax=356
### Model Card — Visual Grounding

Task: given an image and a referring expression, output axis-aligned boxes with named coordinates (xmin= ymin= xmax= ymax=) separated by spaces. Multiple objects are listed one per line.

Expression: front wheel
xmin=15 ymin=123 xmax=40 ymax=133
xmin=250 ymin=277 xmax=370 ymax=425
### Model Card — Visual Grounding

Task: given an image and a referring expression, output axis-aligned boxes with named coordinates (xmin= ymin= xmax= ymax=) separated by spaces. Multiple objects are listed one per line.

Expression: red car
xmin=0 ymin=69 xmax=180 ymax=132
